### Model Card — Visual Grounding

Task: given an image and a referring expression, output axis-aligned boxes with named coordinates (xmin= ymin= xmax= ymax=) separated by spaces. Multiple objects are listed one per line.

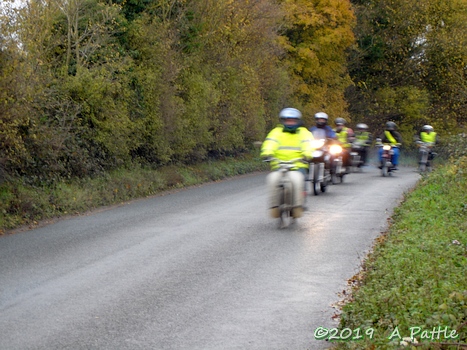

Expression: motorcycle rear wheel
xmin=382 ymin=163 xmax=389 ymax=177
xmin=279 ymin=209 xmax=292 ymax=229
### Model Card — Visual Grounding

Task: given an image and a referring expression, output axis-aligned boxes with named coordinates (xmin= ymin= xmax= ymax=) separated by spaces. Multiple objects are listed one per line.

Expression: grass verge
xmin=0 ymin=153 xmax=268 ymax=234
xmin=331 ymin=156 xmax=467 ymax=349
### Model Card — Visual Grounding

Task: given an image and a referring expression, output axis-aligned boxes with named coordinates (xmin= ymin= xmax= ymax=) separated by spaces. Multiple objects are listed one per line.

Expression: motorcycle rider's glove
xmin=262 ymin=155 xmax=273 ymax=162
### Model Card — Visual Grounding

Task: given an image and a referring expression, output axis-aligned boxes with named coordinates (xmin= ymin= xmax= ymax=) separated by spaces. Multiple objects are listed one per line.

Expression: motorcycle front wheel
xmin=320 ymin=182 xmax=327 ymax=192
xmin=313 ymin=165 xmax=320 ymax=195
xmin=331 ymin=173 xmax=338 ymax=184
xmin=279 ymin=185 xmax=294 ymax=228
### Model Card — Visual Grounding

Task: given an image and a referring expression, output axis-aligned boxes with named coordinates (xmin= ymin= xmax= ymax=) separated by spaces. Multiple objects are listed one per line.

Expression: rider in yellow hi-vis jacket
xmin=261 ymin=108 xmax=314 ymax=217
xmin=415 ymin=124 xmax=438 ymax=162
xmin=261 ymin=108 xmax=314 ymax=172
xmin=417 ymin=125 xmax=438 ymax=144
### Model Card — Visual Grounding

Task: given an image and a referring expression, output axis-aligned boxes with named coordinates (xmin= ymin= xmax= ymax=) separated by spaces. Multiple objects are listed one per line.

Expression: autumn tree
xmin=347 ymin=0 xmax=467 ymax=139
xmin=0 ymin=2 xmax=39 ymax=180
xmin=420 ymin=0 xmax=467 ymax=131
xmin=1 ymin=0 xmax=361 ymax=183
xmin=8 ymin=0 xmax=136 ymax=181
xmin=278 ymin=0 xmax=356 ymax=125
xmin=126 ymin=0 xmax=289 ymax=162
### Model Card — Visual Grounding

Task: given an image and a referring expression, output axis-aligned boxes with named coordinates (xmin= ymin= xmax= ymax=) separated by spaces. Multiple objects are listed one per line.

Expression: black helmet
xmin=385 ymin=121 xmax=397 ymax=131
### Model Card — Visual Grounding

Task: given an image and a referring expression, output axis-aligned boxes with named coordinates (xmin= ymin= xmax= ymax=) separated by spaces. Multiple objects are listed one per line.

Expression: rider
xmin=415 ymin=125 xmax=438 ymax=144
xmin=353 ymin=123 xmax=372 ymax=166
xmin=378 ymin=121 xmax=402 ymax=170
xmin=333 ymin=118 xmax=355 ymax=172
xmin=309 ymin=112 xmax=337 ymax=140
xmin=261 ymin=108 xmax=314 ymax=215
xmin=415 ymin=124 xmax=438 ymax=162
xmin=309 ymin=112 xmax=337 ymax=172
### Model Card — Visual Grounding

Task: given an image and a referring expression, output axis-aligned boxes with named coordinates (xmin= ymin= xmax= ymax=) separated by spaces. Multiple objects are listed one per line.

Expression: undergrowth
xmin=0 ymin=154 xmax=267 ymax=233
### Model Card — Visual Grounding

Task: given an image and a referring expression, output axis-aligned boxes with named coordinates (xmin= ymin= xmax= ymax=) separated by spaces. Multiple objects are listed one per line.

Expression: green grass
xmin=0 ymin=153 xmax=268 ymax=233
xmin=332 ymin=157 xmax=467 ymax=350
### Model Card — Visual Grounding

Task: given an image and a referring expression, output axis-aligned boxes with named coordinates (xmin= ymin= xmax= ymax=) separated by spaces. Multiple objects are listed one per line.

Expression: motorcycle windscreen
xmin=311 ymin=128 xmax=326 ymax=140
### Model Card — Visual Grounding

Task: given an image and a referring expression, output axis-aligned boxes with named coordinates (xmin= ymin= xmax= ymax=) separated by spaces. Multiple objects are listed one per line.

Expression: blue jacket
xmin=309 ymin=125 xmax=336 ymax=140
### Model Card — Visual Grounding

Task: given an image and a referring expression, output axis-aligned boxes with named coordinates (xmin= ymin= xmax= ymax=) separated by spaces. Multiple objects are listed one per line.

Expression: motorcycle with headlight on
xmin=308 ymin=139 xmax=332 ymax=195
xmin=329 ymin=142 xmax=345 ymax=184
xmin=265 ymin=157 xmax=307 ymax=228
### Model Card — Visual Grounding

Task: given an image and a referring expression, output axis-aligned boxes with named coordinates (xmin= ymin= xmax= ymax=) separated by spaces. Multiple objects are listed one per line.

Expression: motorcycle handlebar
xmin=263 ymin=157 xmax=309 ymax=164
xmin=376 ymin=143 xmax=400 ymax=148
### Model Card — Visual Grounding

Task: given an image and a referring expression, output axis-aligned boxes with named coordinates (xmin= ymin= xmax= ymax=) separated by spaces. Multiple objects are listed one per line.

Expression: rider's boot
xmin=269 ymin=207 xmax=280 ymax=218
xmin=292 ymin=207 xmax=303 ymax=218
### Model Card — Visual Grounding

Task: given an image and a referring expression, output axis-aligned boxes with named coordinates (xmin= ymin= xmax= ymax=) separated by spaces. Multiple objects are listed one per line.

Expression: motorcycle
xmin=308 ymin=138 xmax=332 ymax=195
xmin=350 ymin=140 xmax=366 ymax=172
xmin=329 ymin=143 xmax=345 ymax=184
xmin=265 ymin=157 xmax=306 ymax=228
xmin=416 ymin=141 xmax=435 ymax=173
xmin=376 ymin=140 xmax=397 ymax=177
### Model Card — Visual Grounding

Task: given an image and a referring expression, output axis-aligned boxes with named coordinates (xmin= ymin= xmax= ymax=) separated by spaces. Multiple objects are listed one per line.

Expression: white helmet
xmin=314 ymin=112 xmax=329 ymax=127
xmin=279 ymin=108 xmax=302 ymax=132
xmin=356 ymin=123 xmax=368 ymax=131
xmin=314 ymin=112 xmax=329 ymax=121
xmin=422 ymin=125 xmax=434 ymax=132
xmin=279 ymin=108 xmax=302 ymax=120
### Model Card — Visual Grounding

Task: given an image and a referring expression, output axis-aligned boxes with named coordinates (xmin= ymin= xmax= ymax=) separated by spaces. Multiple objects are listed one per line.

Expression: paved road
xmin=0 ymin=166 xmax=420 ymax=350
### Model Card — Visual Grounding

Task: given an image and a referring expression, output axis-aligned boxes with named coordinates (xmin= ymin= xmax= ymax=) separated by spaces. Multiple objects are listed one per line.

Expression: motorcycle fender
xmin=288 ymin=171 xmax=305 ymax=208
xmin=266 ymin=172 xmax=282 ymax=212
xmin=266 ymin=171 xmax=304 ymax=211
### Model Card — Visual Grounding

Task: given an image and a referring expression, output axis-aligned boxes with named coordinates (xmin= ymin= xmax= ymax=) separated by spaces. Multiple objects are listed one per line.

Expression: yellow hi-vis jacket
xmin=420 ymin=131 xmax=437 ymax=143
xmin=261 ymin=126 xmax=314 ymax=170
xmin=384 ymin=130 xmax=398 ymax=145
xmin=335 ymin=127 xmax=352 ymax=148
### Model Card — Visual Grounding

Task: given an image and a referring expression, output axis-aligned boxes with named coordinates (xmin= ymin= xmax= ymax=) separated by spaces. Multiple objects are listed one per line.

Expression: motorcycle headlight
xmin=383 ymin=145 xmax=391 ymax=151
xmin=329 ymin=144 xmax=342 ymax=155
xmin=311 ymin=139 xmax=325 ymax=149
xmin=313 ymin=150 xmax=324 ymax=158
